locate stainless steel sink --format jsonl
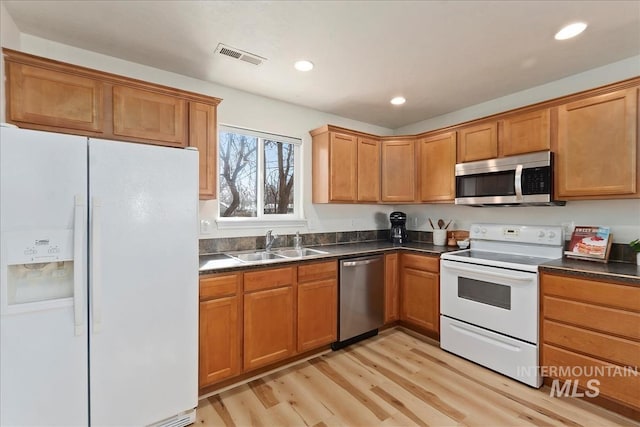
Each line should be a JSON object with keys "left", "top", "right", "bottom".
{"left": 274, "top": 248, "right": 329, "bottom": 258}
{"left": 230, "top": 251, "right": 284, "bottom": 262}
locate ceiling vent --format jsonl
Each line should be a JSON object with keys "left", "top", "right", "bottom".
{"left": 215, "top": 43, "right": 266, "bottom": 66}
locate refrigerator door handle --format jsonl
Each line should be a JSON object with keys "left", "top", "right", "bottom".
{"left": 91, "top": 197, "right": 103, "bottom": 333}
{"left": 73, "top": 195, "right": 86, "bottom": 336}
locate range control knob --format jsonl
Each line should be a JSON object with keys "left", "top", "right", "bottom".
{"left": 538, "top": 230, "right": 545, "bottom": 238}
{"left": 472, "top": 227, "right": 480, "bottom": 234}
{"left": 548, "top": 231, "right": 556, "bottom": 239}
{"left": 481, "top": 228, "right": 487, "bottom": 234}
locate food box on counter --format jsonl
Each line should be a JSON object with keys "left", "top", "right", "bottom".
{"left": 565, "top": 226, "right": 612, "bottom": 263}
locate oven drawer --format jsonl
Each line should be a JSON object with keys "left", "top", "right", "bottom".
{"left": 440, "top": 316, "right": 541, "bottom": 388}
{"left": 542, "top": 344, "right": 640, "bottom": 409}
{"left": 543, "top": 320, "right": 640, "bottom": 368}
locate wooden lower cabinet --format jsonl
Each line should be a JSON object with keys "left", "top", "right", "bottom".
{"left": 297, "top": 261, "right": 338, "bottom": 352}
{"left": 541, "top": 272, "right": 640, "bottom": 412}
{"left": 399, "top": 253, "right": 439, "bottom": 336}
{"left": 243, "top": 266, "right": 296, "bottom": 371}
{"left": 244, "top": 286, "right": 295, "bottom": 371}
{"left": 384, "top": 253, "right": 399, "bottom": 323}
{"left": 198, "top": 273, "right": 242, "bottom": 389}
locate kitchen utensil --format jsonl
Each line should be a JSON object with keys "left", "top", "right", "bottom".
{"left": 429, "top": 218, "right": 435, "bottom": 229}
{"left": 438, "top": 219, "right": 445, "bottom": 229}
{"left": 444, "top": 220, "right": 452, "bottom": 229}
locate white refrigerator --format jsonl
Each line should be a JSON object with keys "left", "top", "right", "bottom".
{"left": 0, "top": 127, "right": 199, "bottom": 426}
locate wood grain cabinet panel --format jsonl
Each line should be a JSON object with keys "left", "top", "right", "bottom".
{"left": 329, "top": 132, "right": 358, "bottom": 201}
{"left": 199, "top": 295, "right": 241, "bottom": 387}
{"left": 500, "top": 109, "right": 550, "bottom": 156}
{"left": 541, "top": 272, "right": 640, "bottom": 412}
{"left": 418, "top": 132, "right": 456, "bottom": 202}
{"left": 357, "top": 137, "right": 380, "bottom": 202}
{"left": 113, "top": 85, "right": 187, "bottom": 147}
{"left": 198, "top": 272, "right": 242, "bottom": 389}
{"left": 297, "top": 261, "right": 337, "bottom": 352}
{"left": 381, "top": 139, "right": 416, "bottom": 202}
{"left": 556, "top": 88, "right": 638, "bottom": 199}
{"left": 384, "top": 253, "right": 399, "bottom": 323}
{"left": 189, "top": 102, "right": 217, "bottom": 199}
{"left": 7, "top": 62, "right": 104, "bottom": 133}
{"left": 399, "top": 253, "right": 439, "bottom": 336}
{"left": 244, "top": 286, "right": 295, "bottom": 371}
{"left": 458, "top": 122, "right": 498, "bottom": 162}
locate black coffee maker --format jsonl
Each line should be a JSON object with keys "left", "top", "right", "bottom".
{"left": 389, "top": 211, "right": 408, "bottom": 244}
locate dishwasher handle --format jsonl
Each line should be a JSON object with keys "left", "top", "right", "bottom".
{"left": 342, "top": 258, "right": 381, "bottom": 267}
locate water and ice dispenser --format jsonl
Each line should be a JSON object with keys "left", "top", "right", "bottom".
{"left": 4, "top": 230, "right": 75, "bottom": 307}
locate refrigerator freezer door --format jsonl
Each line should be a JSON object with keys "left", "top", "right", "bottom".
{"left": 88, "top": 139, "right": 198, "bottom": 425}
{"left": 0, "top": 128, "right": 89, "bottom": 426}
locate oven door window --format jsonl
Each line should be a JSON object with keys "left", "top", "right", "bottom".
{"left": 456, "top": 170, "right": 515, "bottom": 197}
{"left": 458, "top": 277, "right": 511, "bottom": 310}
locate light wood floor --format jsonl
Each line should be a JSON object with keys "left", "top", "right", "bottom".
{"left": 196, "top": 328, "right": 638, "bottom": 426}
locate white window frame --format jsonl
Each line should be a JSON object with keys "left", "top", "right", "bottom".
{"left": 216, "top": 124, "right": 305, "bottom": 229}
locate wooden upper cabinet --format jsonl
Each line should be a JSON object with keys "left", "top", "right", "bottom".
{"left": 555, "top": 88, "right": 638, "bottom": 199}
{"left": 3, "top": 49, "right": 223, "bottom": 200}
{"left": 189, "top": 102, "right": 217, "bottom": 199}
{"left": 500, "top": 109, "right": 551, "bottom": 156}
{"left": 329, "top": 132, "right": 358, "bottom": 201}
{"left": 357, "top": 137, "right": 380, "bottom": 202}
{"left": 381, "top": 139, "right": 416, "bottom": 202}
{"left": 418, "top": 132, "right": 456, "bottom": 202}
{"left": 6, "top": 62, "right": 104, "bottom": 133}
{"left": 458, "top": 121, "right": 498, "bottom": 162}
{"left": 113, "top": 85, "right": 187, "bottom": 147}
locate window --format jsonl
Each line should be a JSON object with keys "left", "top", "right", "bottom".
{"left": 218, "top": 125, "right": 303, "bottom": 224}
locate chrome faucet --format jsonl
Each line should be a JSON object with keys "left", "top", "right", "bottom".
{"left": 265, "top": 230, "right": 278, "bottom": 252}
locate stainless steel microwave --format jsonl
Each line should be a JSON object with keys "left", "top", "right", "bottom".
{"left": 455, "top": 151, "right": 565, "bottom": 206}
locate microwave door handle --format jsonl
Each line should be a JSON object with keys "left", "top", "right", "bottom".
{"left": 514, "top": 164, "right": 524, "bottom": 201}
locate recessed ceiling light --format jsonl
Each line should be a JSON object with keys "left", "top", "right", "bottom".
{"left": 390, "top": 96, "right": 406, "bottom": 105}
{"left": 554, "top": 22, "right": 587, "bottom": 40}
{"left": 294, "top": 60, "right": 314, "bottom": 71}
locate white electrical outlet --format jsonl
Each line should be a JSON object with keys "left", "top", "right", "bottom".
{"left": 200, "top": 219, "right": 212, "bottom": 234}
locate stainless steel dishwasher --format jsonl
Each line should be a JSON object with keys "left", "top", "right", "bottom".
{"left": 332, "top": 255, "right": 384, "bottom": 350}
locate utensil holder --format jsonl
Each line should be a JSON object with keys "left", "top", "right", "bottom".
{"left": 433, "top": 229, "right": 447, "bottom": 246}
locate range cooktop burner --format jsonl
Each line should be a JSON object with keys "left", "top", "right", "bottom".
{"left": 449, "top": 249, "right": 554, "bottom": 266}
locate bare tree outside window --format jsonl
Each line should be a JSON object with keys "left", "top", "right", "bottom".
{"left": 219, "top": 132, "right": 257, "bottom": 217}
{"left": 218, "top": 127, "right": 299, "bottom": 219}
{"left": 264, "top": 140, "right": 294, "bottom": 214}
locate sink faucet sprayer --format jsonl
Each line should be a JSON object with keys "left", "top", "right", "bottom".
{"left": 265, "top": 230, "right": 278, "bottom": 251}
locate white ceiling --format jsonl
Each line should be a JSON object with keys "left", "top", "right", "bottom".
{"left": 3, "top": 1, "right": 640, "bottom": 129}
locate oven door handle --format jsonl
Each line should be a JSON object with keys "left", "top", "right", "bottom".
{"left": 443, "top": 263, "right": 534, "bottom": 283}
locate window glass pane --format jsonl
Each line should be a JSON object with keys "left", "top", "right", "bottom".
{"left": 218, "top": 132, "right": 258, "bottom": 217}
{"left": 264, "top": 140, "right": 294, "bottom": 214}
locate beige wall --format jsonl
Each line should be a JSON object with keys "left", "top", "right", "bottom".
{"left": 1, "top": 5, "right": 639, "bottom": 243}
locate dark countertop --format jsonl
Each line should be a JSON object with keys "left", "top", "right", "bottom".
{"left": 199, "top": 241, "right": 459, "bottom": 274}
{"left": 540, "top": 258, "right": 640, "bottom": 286}
{"left": 199, "top": 240, "right": 640, "bottom": 285}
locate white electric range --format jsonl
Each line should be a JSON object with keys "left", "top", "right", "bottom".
{"left": 440, "top": 223, "right": 563, "bottom": 387}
